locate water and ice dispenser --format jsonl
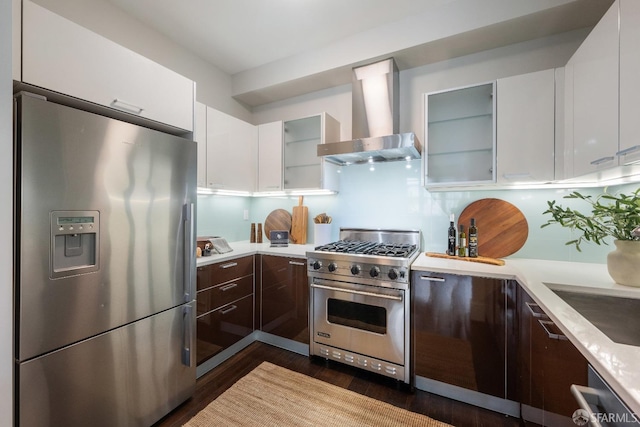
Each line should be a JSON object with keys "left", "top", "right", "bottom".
{"left": 50, "top": 210, "right": 100, "bottom": 279}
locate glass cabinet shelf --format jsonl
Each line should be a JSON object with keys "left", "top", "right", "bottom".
{"left": 283, "top": 113, "right": 340, "bottom": 191}
{"left": 424, "top": 82, "right": 496, "bottom": 187}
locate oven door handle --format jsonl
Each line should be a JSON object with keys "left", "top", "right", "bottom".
{"left": 310, "top": 283, "right": 403, "bottom": 301}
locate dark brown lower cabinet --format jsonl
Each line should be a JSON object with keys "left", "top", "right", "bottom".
{"left": 196, "top": 294, "right": 254, "bottom": 365}
{"left": 195, "top": 256, "right": 255, "bottom": 366}
{"left": 260, "top": 255, "right": 309, "bottom": 344}
{"left": 518, "top": 284, "right": 588, "bottom": 427}
{"left": 411, "top": 271, "right": 517, "bottom": 400}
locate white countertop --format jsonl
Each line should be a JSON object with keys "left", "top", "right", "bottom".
{"left": 412, "top": 254, "right": 640, "bottom": 415}
{"left": 196, "top": 241, "right": 315, "bottom": 267}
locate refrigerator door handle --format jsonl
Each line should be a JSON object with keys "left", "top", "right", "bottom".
{"left": 183, "top": 203, "right": 195, "bottom": 302}
{"left": 182, "top": 303, "right": 194, "bottom": 367}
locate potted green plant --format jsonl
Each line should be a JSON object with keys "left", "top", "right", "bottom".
{"left": 541, "top": 187, "right": 640, "bottom": 287}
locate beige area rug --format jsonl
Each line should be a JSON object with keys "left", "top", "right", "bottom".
{"left": 183, "top": 361, "right": 452, "bottom": 427}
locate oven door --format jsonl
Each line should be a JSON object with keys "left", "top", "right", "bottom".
{"left": 310, "top": 277, "right": 405, "bottom": 365}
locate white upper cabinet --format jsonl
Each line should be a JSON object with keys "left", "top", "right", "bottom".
{"left": 565, "top": 0, "right": 619, "bottom": 177}
{"left": 496, "top": 69, "right": 556, "bottom": 184}
{"left": 258, "top": 121, "right": 283, "bottom": 192}
{"left": 206, "top": 108, "right": 257, "bottom": 193}
{"left": 21, "top": 0, "right": 194, "bottom": 132}
{"left": 194, "top": 102, "right": 208, "bottom": 188}
{"left": 12, "top": 0, "right": 20, "bottom": 81}
{"left": 424, "top": 82, "right": 496, "bottom": 187}
{"left": 283, "top": 113, "right": 340, "bottom": 192}
{"left": 619, "top": 0, "right": 640, "bottom": 165}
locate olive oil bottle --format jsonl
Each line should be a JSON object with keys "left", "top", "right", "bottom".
{"left": 458, "top": 224, "right": 467, "bottom": 257}
{"left": 468, "top": 218, "right": 478, "bottom": 258}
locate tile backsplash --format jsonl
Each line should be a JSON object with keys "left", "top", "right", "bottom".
{"left": 198, "top": 160, "right": 639, "bottom": 264}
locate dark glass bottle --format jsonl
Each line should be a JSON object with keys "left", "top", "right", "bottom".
{"left": 458, "top": 224, "right": 467, "bottom": 257}
{"left": 468, "top": 218, "right": 478, "bottom": 258}
{"left": 447, "top": 214, "right": 456, "bottom": 256}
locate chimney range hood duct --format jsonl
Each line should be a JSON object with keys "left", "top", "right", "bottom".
{"left": 318, "top": 58, "right": 421, "bottom": 165}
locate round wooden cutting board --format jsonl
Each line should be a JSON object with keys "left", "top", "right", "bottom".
{"left": 457, "top": 198, "right": 528, "bottom": 259}
{"left": 264, "top": 209, "right": 292, "bottom": 240}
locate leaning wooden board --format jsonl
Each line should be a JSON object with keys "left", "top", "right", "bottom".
{"left": 264, "top": 209, "right": 292, "bottom": 240}
{"left": 290, "top": 196, "right": 308, "bottom": 244}
{"left": 457, "top": 198, "right": 528, "bottom": 259}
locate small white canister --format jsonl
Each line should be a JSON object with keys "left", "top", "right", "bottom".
{"left": 314, "top": 223, "right": 332, "bottom": 246}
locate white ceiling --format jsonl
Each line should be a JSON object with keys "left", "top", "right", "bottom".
{"left": 105, "top": 0, "right": 454, "bottom": 75}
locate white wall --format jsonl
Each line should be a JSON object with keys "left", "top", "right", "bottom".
{"left": 1, "top": 0, "right": 14, "bottom": 424}
{"left": 31, "top": 0, "right": 253, "bottom": 122}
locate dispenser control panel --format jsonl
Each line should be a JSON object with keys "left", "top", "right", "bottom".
{"left": 50, "top": 210, "right": 100, "bottom": 279}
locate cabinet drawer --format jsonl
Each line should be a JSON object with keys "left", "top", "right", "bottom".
{"left": 196, "top": 264, "right": 212, "bottom": 293}
{"left": 210, "top": 256, "right": 254, "bottom": 287}
{"left": 196, "top": 294, "right": 254, "bottom": 365}
{"left": 197, "top": 255, "right": 254, "bottom": 291}
{"left": 197, "top": 275, "right": 253, "bottom": 315}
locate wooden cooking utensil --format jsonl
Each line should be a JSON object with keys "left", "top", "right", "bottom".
{"left": 291, "top": 196, "right": 308, "bottom": 244}
{"left": 425, "top": 252, "right": 506, "bottom": 266}
{"left": 457, "top": 198, "right": 528, "bottom": 259}
{"left": 264, "top": 209, "right": 292, "bottom": 240}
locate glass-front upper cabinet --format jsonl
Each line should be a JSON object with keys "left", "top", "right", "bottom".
{"left": 283, "top": 113, "right": 340, "bottom": 192}
{"left": 424, "top": 82, "right": 496, "bottom": 188}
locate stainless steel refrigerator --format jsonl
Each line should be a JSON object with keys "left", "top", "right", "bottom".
{"left": 14, "top": 93, "right": 197, "bottom": 426}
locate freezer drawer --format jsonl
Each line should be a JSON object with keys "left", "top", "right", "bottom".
{"left": 17, "top": 303, "right": 196, "bottom": 427}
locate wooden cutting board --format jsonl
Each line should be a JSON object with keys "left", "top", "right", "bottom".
{"left": 457, "top": 198, "right": 528, "bottom": 259}
{"left": 291, "top": 196, "right": 308, "bottom": 244}
{"left": 264, "top": 209, "right": 292, "bottom": 240}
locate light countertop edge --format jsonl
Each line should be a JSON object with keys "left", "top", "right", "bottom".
{"left": 412, "top": 253, "right": 640, "bottom": 415}
{"left": 196, "top": 241, "right": 315, "bottom": 266}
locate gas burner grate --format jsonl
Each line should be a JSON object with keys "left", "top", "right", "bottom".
{"left": 315, "top": 240, "right": 417, "bottom": 258}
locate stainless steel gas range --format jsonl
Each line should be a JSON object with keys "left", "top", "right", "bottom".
{"left": 307, "top": 228, "right": 421, "bottom": 383}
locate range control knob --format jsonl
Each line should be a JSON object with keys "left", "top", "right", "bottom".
{"left": 350, "top": 265, "right": 361, "bottom": 275}
{"left": 388, "top": 268, "right": 398, "bottom": 280}
{"left": 328, "top": 262, "right": 338, "bottom": 272}
{"left": 312, "top": 261, "right": 322, "bottom": 270}
{"left": 369, "top": 266, "right": 380, "bottom": 278}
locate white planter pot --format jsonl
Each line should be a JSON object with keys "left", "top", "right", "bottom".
{"left": 607, "top": 240, "right": 640, "bottom": 287}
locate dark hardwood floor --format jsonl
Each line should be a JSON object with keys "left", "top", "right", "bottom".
{"left": 154, "top": 342, "right": 523, "bottom": 427}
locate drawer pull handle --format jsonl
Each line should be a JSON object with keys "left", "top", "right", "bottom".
{"left": 538, "top": 319, "right": 568, "bottom": 341}
{"left": 219, "top": 304, "right": 237, "bottom": 315}
{"left": 419, "top": 276, "right": 445, "bottom": 282}
{"left": 616, "top": 144, "right": 640, "bottom": 157}
{"left": 589, "top": 156, "right": 615, "bottom": 166}
{"left": 570, "top": 385, "right": 604, "bottom": 427}
{"left": 219, "top": 283, "right": 238, "bottom": 292}
{"left": 220, "top": 262, "right": 238, "bottom": 269}
{"left": 525, "top": 302, "right": 548, "bottom": 319}
{"left": 502, "top": 172, "right": 532, "bottom": 180}
{"left": 111, "top": 98, "right": 144, "bottom": 114}
{"left": 289, "top": 261, "right": 305, "bottom": 266}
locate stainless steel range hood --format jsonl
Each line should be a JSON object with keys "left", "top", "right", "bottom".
{"left": 318, "top": 58, "right": 421, "bottom": 165}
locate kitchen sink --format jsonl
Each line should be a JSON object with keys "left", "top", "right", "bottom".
{"left": 544, "top": 284, "right": 640, "bottom": 347}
